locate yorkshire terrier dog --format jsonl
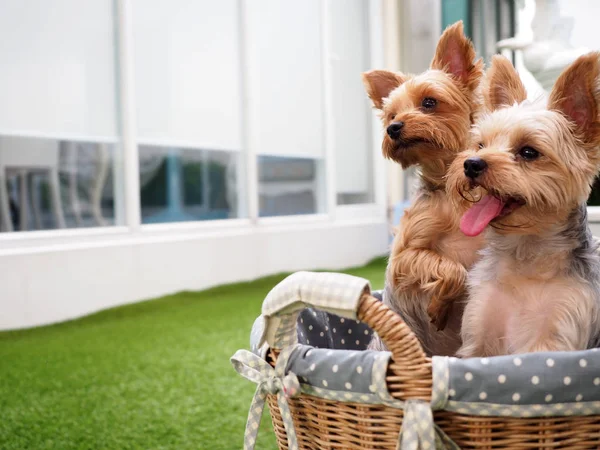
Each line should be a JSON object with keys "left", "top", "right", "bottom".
{"left": 362, "top": 22, "right": 484, "bottom": 355}
{"left": 448, "top": 54, "right": 600, "bottom": 357}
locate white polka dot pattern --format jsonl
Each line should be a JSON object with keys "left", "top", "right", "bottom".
{"left": 297, "top": 307, "right": 373, "bottom": 351}
{"left": 443, "top": 349, "right": 600, "bottom": 415}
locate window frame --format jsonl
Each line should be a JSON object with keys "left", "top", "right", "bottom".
{"left": 0, "top": 0, "right": 388, "bottom": 245}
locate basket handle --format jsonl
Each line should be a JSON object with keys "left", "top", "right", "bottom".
{"left": 357, "top": 292, "right": 428, "bottom": 369}
{"left": 259, "top": 271, "right": 428, "bottom": 368}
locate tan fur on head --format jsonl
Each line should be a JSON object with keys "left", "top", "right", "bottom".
{"left": 430, "top": 21, "right": 483, "bottom": 94}
{"left": 361, "top": 70, "right": 406, "bottom": 110}
{"left": 448, "top": 52, "right": 600, "bottom": 236}
{"left": 361, "top": 20, "right": 483, "bottom": 187}
{"left": 482, "top": 55, "right": 527, "bottom": 111}
{"left": 549, "top": 52, "right": 600, "bottom": 148}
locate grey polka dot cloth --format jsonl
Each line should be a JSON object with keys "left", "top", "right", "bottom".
{"left": 287, "top": 345, "right": 379, "bottom": 394}
{"left": 442, "top": 349, "right": 600, "bottom": 417}
{"left": 295, "top": 290, "right": 381, "bottom": 350}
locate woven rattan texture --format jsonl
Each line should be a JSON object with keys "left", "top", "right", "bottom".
{"left": 267, "top": 295, "right": 600, "bottom": 449}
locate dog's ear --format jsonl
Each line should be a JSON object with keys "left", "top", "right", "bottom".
{"left": 549, "top": 52, "right": 600, "bottom": 145}
{"left": 483, "top": 55, "right": 527, "bottom": 111}
{"left": 431, "top": 20, "right": 483, "bottom": 92}
{"left": 362, "top": 70, "right": 406, "bottom": 110}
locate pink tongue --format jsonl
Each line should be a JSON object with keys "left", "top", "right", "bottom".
{"left": 460, "top": 195, "right": 505, "bottom": 237}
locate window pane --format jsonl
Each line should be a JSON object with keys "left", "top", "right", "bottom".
{"left": 258, "top": 156, "right": 325, "bottom": 217}
{"left": 133, "top": 0, "right": 245, "bottom": 223}
{"left": 0, "top": 137, "right": 121, "bottom": 232}
{"left": 140, "top": 147, "right": 240, "bottom": 223}
{"left": 328, "top": 0, "right": 375, "bottom": 205}
{"left": 0, "top": 1, "right": 122, "bottom": 233}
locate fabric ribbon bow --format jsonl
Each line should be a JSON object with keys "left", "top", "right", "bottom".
{"left": 231, "top": 347, "right": 300, "bottom": 450}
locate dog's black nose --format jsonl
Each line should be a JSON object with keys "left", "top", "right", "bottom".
{"left": 464, "top": 157, "right": 488, "bottom": 179}
{"left": 386, "top": 122, "right": 404, "bottom": 140}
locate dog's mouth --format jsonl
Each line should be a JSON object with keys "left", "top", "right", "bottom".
{"left": 394, "top": 137, "right": 432, "bottom": 149}
{"left": 460, "top": 191, "right": 525, "bottom": 237}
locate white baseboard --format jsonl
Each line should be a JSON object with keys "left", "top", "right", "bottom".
{"left": 0, "top": 218, "right": 388, "bottom": 330}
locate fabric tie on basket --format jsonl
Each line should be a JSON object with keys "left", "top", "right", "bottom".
{"left": 231, "top": 347, "right": 300, "bottom": 450}
{"left": 376, "top": 356, "right": 458, "bottom": 450}
{"left": 399, "top": 400, "right": 459, "bottom": 450}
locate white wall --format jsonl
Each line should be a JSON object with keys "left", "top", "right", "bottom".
{"left": 0, "top": 218, "right": 387, "bottom": 330}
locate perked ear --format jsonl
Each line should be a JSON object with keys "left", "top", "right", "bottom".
{"left": 548, "top": 52, "right": 600, "bottom": 144}
{"left": 430, "top": 21, "right": 483, "bottom": 92}
{"left": 483, "top": 55, "right": 527, "bottom": 111}
{"left": 362, "top": 70, "right": 406, "bottom": 110}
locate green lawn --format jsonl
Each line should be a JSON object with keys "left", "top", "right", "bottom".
{"left": 0, "top": 257, "right": 386, "bottom": 450}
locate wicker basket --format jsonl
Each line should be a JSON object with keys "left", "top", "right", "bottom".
{"left": 232, "top": 271, "right": 600, "bottom": 449}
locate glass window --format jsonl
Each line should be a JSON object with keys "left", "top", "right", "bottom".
{"left": 139, "top": 146, "right": 240, "bottom": 223}
{"left": 257, "top": 156, "right": 325, "bottom": 217}
{"left": 245, "top": 1, "right": 328, "bottom": 217}
{"left": 132, "top": 0, "right": 245, "bottom": 223}
{"left": 0, "top": 1, "right": 122, "bottom": 232}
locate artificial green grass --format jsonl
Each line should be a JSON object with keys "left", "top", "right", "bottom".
{"left": 0, "top": 257, "right": 387, "bottom": 450}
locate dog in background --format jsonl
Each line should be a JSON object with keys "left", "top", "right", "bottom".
{"left": 362, "top": 22, "right": 484, "bottom": 356}
{"left": 448, "top": 54, "right": 600, "bottom": 357}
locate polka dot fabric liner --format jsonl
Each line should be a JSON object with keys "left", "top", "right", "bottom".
{"left": 443, "top": 349, "right": 600, "bottom": 417}
{"left": 286, "top": 344, "right": 382, "bottom": 396}
{"left": 295, "top": 292, "right": 380, "bottom": 351}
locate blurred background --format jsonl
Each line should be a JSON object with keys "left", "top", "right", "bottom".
{"left": 1, "top": 0, "right": 600, "bottom": 330}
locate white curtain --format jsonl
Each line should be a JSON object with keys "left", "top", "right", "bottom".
{"left": 244, "top": 0, "right": 325, "bottom": 159}
{"left": 0, "top": 0, "right": 117, "bottom": 141}
{"left": 132, "top": 0, "right": 243, "bottom": 152}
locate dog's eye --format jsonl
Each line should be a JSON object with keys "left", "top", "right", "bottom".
{"left": 518, "top": 146, "right": 540, "bottom": 161}
{"left": 421, "top": 97, "right": 437, "bottom": 109}
{"left": 478, "top": 142, "right": 484, "bottom": 150}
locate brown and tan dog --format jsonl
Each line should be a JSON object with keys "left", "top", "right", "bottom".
{"left": 448, "top": 54, "right": 600, "bottom": 357}
{"left": 362, "top": 22, "right": 484, "bottom": 356}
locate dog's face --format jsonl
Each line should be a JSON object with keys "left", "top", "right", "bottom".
{"left": 448, "top": 53, "right": 600, "bottom": 237}
{"left": 362, "top": 21, "right": 482, "bottom": 170}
